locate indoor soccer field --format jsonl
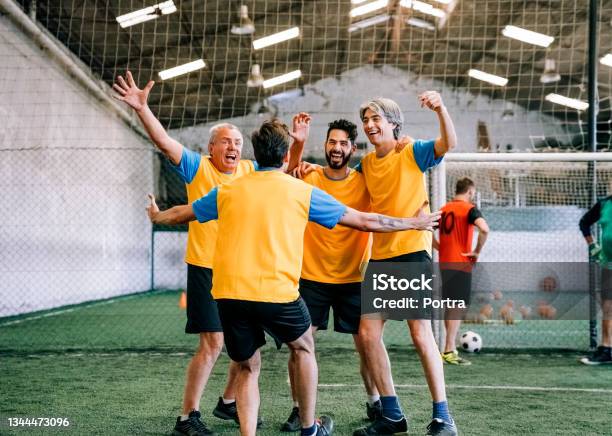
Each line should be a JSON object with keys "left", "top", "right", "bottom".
{"left": 2, "top": 0, "right": 612, "bottom": 435}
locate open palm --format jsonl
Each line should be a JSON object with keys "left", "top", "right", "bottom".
{"left": 112, "top": 70, "right": 154, "bottom": 112}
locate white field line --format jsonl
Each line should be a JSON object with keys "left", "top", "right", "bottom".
{"left": 0, "top": 293, "right": 145, "bottom": 327}
{"left": 318, "top": 383, "right": 612, "bottom": 394}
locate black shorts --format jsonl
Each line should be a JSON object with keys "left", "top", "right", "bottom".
{"left": 371, "top": 250, "right": 432, "bottom": 264}
{"left": 367, "top": 250, "right": 433, "bottom": 320}
{"left": 440, "top": 269, "right": 472, "bottom": 306}
{"left": 185, "top": 265, "right": 223, "bottom": 334}
{"left": 299, "top": 278, "right": 361, "bottom": 334}
{"left": 216, "top": 297, "right": 312, "bottom": 362}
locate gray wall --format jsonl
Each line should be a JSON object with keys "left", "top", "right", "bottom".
{"left": 0, "top": 16, "right": 154, "bottom": 316}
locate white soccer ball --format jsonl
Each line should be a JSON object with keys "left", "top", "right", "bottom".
{"left": 460, "top": 331, "right": 482, "bottom": 353}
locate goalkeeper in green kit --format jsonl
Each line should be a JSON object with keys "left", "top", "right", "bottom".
{"left": 579, "top": 193, "right": 612, "bottom": 365}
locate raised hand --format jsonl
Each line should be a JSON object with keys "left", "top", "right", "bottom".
{"left": 112, "top": 70, "right": 154, "bottom": 112}
{"left": 146, "top": 193, "right": 159, "bottom": 222}
{"left": 418, "top": 91, "right": 444, "bottom": 113}
{"left": 288, "top": 112, "right": 311, "bottom": 144}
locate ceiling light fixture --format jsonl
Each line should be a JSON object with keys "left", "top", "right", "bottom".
{"left": 468, "top": 69, "right": 508, "bottom": 86}
{"left": 247, "top": 64, "right": 264, "bottom": 87}
{"left": 545, "top": 93, "right": 588, "bottom": 111}
{"left": 253, "top": 27, "right": 300, "bottom": 50}
{"left": 540, "top": 58, "right": 561, "bottom": 84}
{"left": 116, "top": 1, "right": 176, "bottom": 28}
{"left": 158, "top": 59, "right": 205, "bottom": 80}
{"left": 350, "top": 0, "right": 388, "bottom": 18}
{"left": 262, "top": 70, "right": 302, "bottom": 89}
{"left": 501, "top": 25, "right": 554, "bottom": 48}
{"left": 231, "top": 5, "right": 255, "bottom": 35}
{"left": 348, "top": 14, "right": 390, "bottom": 32}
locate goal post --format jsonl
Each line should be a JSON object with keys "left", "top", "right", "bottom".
{"left": 430, "top": 152, "right": 612, "bottom": 350}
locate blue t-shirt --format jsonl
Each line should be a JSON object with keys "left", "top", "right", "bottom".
{"left": 171, "top": 147, "right": 259, "bottom": 183}
{"left": 192, "top": 183, "right": 346, "bottom": 229}
{"left": 354, "top": 138, "right": 442, "bottom": 173}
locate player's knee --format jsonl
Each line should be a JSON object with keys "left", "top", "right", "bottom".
{"left": 287, "top": 332, "right": 315, "bottom": 355}
{"left": 409, "top": 321, "right": 434, "bottom": 352}
{"left": 358, "top": 325, "right": 382, "bottom": 347}
{"left": 197, "top": 332, "right": 224, "bottom": 357}
{"left": 237, "top": 353, "right": 261, "bottom": 374}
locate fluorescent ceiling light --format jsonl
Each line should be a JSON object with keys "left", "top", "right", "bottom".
{"left": 350, "top": 0, "right": 388, "bottom": 18}
{"left": 158, "top": 59, "right": 205, "bottom": 80}
{"left": 600, "top": 53, "right": 612, "bottom": 67}
{"left": 351, "top": 0, "right": 370, "bottom": 4}
{"left": 253, "top": 27, "right": 300, "bottom": 50}
{"left": 348, "top": 14, "right": 390, "bottom": 32}
{"left": 545, "top": 93, "right": 588, "bottom": 111}
{"left": 432, "top": 0, "right": 452, "bottom": 3}
{"left": 468, "top": 69, "right": 508, "bottom": 86}
{"left": 400, "top": 0, "right": 446, "bottom": 18}
{"left": 263, "top": 70, "right": 302, "bottom": 89}
{"left": 116, "top": 1, "right": 176, "bottom": 28}
{"left": 501, "top": 25, "right": 554, "bottom": 48}
{"left": 406, "top": 17, "right": 435, "bottom": 30}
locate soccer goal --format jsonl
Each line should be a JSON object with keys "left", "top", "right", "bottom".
{"left": 428, "top": 152, "right": 612, "bottom": 350}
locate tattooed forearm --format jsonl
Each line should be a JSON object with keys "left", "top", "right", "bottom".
{"left": 376, "top": 214, "right": 405, "bottom": 230}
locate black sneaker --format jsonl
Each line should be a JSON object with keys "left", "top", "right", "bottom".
{"left": 579, "top": 346, "right": 612, "bottom": 365}
{"left": 366, "top": 400, "right": 382, "bottom": 421}
{"left": 426, "top": 418, "right": 458, "bottom": 436}
{"left": 316, "top": 415, "right": 334, "bottom": 435}
{"left": 212, "top": 397, "right": 263, "bottom": 428}
{"left": 353, "top": 415, "right": 408, "bottom": 435}
{"left": 281, "top": 406, "right": 301, "bottom": 432}
{"left": 172, "top": 411, "right": 217, "bottom": 436}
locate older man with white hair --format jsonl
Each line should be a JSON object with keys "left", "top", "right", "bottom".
{"left": 112, "top": 71, "right": 309, "bottom": 436}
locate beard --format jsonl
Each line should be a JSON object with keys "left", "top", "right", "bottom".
{"left": 325, "top": 150, "right": 352, "bottom": 170}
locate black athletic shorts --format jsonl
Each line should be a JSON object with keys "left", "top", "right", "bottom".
{"left": 299, "top": 278, "right": 361, "bottom": 334}
{"left": 440, "top": 269, "right": 472, "bottom": 306}
{"left": 216, "top": 297, "right": 312, "bottom": 362}
{"left": 367, "top": 250, "right": 433, "bottom": 320}
{"left": 185, "top": 265, "right": 223, "bottom": 334}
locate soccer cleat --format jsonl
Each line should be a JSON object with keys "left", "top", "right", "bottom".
{"left": 426, "top": 418, "right": 458, "bottom": 436}
{"left": 441, "top": 350, "right": 471, "bottom": 366}
{"left": 212, "top": 397, "right": 263, "bottom": 428}
{"left": 579, "top": 346, "right": 612, "bottom": 365}
{"left": 316, "top": 415, "right": 334, "bottom": 435}
{"left": 281, "top": 406, "right": 301, "bottom": 432}
{"left": 353, "top": 415, "right": 408, "bottom": 435}
{"left": 366, "top": 400, "right": 383, "bottom": 421}
{"left": 172, "top": 410, "right": 217, "bottom": 436}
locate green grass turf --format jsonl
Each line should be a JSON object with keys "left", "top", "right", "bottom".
{"left": 1, "top": 291, "right": 608, "bottom": 435}
{"left": 1, "top": 345, "right": 612, "bottom": 435}
{"left": 0, "top": 291, "right": 592, "bottom": 352}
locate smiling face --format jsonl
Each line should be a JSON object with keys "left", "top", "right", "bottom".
{"left": 361, "top": 108, "right": 397, "bottom": 147}
{"left": 325, "top": 129, "right": 355, "bottom": 170}
{"left": 208, "top": 125, "right": 243, "bottom": 173}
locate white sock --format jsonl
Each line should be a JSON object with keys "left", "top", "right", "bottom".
{"left": 367, "top": 394, "right": 380, "bottom": 406}
{"left": 222, "top": 397, "right": 235, "bottom": 405}
{"left": 180, "top": 415, "right": 189, "bottom": 421}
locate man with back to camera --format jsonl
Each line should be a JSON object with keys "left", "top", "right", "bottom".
{"left": 353, "top": 93, "right": 459, "bottom": 436}
{"left": 434, "top": 177, "right": 489, "bottom": 366}
{"left": 579, "top": 190, "right": 612, "bottom": 365}
{"left": 145, "top": 118, "right": 442, "bottom": 436}
{"left": 112, "top": 71, "right": 309, "bottom": 435}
